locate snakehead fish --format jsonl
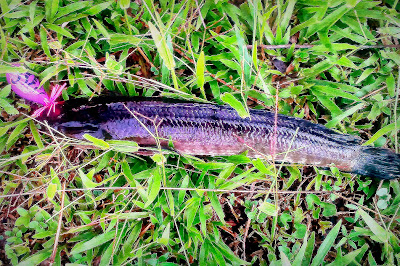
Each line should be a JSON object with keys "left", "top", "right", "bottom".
{"left": 42, "top": 97, "right": 400, "bottom": 180}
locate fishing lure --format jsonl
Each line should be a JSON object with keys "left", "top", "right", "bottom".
{"left": 6, "top": 67, "right": 65, "bottom": 117}
{"left": 6, "top": 70, "right": 400, "bottom": 180}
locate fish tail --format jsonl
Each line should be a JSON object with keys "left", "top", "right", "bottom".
{"left": 352, "top": 146, "right": 400, "bottom": 180}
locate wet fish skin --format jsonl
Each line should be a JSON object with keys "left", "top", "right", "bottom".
{"left": 49, "top": 97, "right": 400, "bottom": 180}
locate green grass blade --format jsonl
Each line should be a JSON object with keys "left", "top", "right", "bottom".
{"left": 325, "top": 103, "right": 364, "bottom": 128}
{"left": 209, "top": 191, "right": 225, "bottom": 222}
{"left": 17, "top": 249, "right": 52, "bottom": 266}
{"left": 70, "top": 231, "right": 116, "bottom": 255}
{"left": 148, "top": 21, "right": 175, "bottom": 71}
{"left": 45, "top": 0, "right": 59, "bottom": 23}
{"left": 196, "top": 51, "right": 206, "bottom": 98}
{"left": 292, "top": 233, "right": 308, "bottom": 266}
{"left": 358, "top": 209, "right": 389, "bottom": 243}
{"left": 310, "top": 220, "right": 342, "bottom": 266}
{"left": 83, "top": 134, "right": 110, "bottom": 149}
{"left": 220, "top": 92, "right": 249, "bottom": 118}
{"left": 144, "top": 167, "right": 162, "bottom": 208}
{"left": 363, "top": 117, "right": 400, "bottom": 145}
{"left": 44, "top": 23, "right": 74, "bottom": 38}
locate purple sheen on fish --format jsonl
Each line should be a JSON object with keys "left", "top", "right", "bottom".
{"left": 46, "top": 97, "right": 400, "bottom": 180}
{"left": 6, "top": 71, "right": 50, "bottom": 106}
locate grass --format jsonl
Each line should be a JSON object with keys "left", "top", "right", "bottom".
{"left": 1, "top": 0, "right": 400, "bottom": 265}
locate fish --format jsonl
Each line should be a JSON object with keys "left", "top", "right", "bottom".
{"left": 44, "top": 97, "right": 400, "bottom": 180}
{"left": 7, "top": 69, "right": 398, "bottom": 180}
